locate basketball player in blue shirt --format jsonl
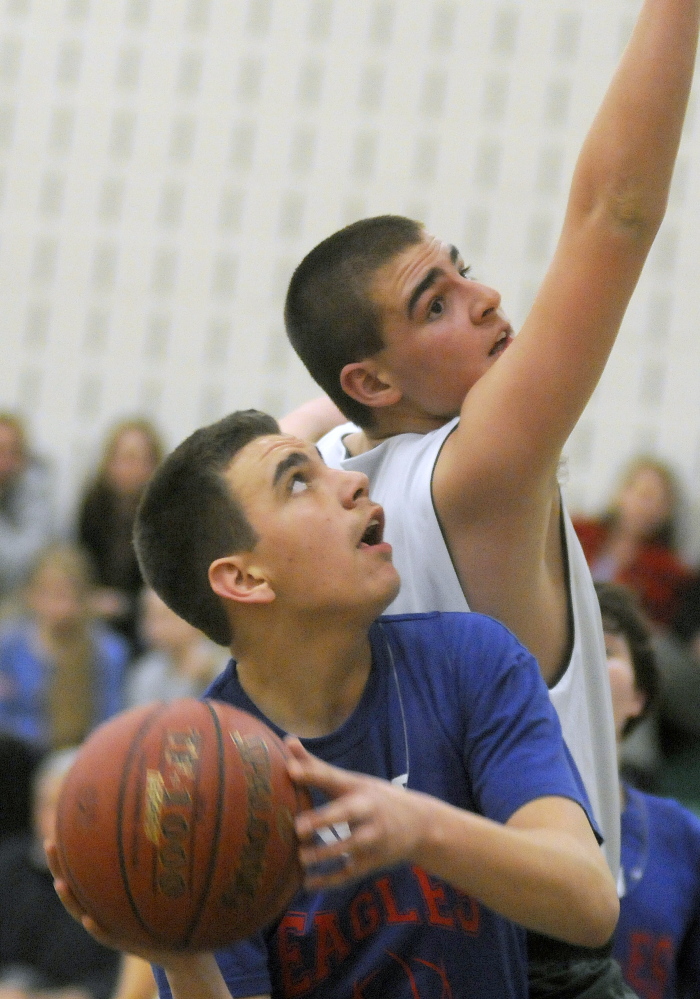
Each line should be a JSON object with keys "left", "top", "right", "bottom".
{"left": 281, "top": 3, "right": 699, "bottom": 992}
{"left": 49, "top": 410, "right": 617, "bottom": 999}
{"left": 598, "top": 582, "right": 700, "bottom": 999}
{"left": 282, "top": 0, "right": 699, "bottom": 888}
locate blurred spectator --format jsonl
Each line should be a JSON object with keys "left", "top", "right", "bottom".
{"left": 0, "top": 732, "right": 43, "bottom": 847}
{"left": 648, "top": 569, "right": 700, "bottom": 751}
{"left": 125, "top": 587, "right": 227, "bottom": 707}
{"left": 0, "top": 747, "right": 121, "bottom": 999}
{"left": 598, "top": 582, "right": 700, "bottom": 999}
{"left": 0, "top": 543, "right": 128, "bottom": 750}
{"left": 573, "top": 456, "right": 692, "bottom": 630}
{"left": 0, "top": 412, "right": 56, "bottom": 606}
{"left": 76, "top": 418, "right": 164, "bottom": 656}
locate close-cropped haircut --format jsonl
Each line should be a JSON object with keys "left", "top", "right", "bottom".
{"left": 595, "top": 581, "right": 659, "bottom": 737}
{"left": 285, "top": 215, "right": 424, "bottom": 428}
{"left": 134, "top": 410, "right": 280, "bottom": 647}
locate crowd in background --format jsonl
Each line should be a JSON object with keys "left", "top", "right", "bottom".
{"left": 0, "top": 409, "right": 229, "bottom": 999}
{"left": 572, "top": 455, "right": 700, "bottom": 792}
{"left": 5, "top": 407, "right": 700, "bottom": 785}
{"left": 2, "top": 407, "right": 700, "bottom": 999}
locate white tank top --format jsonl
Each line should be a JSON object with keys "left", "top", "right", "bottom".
{"left": 319, "top": 420, "right": 621, "bottom": 878}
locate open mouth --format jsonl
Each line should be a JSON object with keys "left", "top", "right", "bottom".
{"left": 358, "top": 511, "right": 384, "bottom": 547}
{"left": 489, "top": 329, "right": 512, "bottom": 356}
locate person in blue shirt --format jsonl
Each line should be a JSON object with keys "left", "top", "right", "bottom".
{"left": 0, "top": 542, "right": 128, "bottom": 750}
{"left": 598, "top": 581, "right": 700, "bottom": 999}
{"left": 49, "top": 410, "right": 617, "bottom": 999}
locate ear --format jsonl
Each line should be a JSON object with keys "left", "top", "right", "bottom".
{"left": 340, "top": 361, "right": 402, "bottom": 410}
{"left": 629, "top": 686, "right": 648, "bottom": 722}
{"left": 208, "top": 556, "right": 275, "bottom": 607}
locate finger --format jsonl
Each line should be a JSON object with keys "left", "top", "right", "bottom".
{"left": 50, "top": 868, "right": 87, "bottom": 922}
{"left": 283, "top": 735, "right": 307, "bottom": 759}
{"left": 303, "top": 850, "right": 383, "bottom": 892}
{"left": 45, "top": 840, "right": 64, "bottom": 880}
{"left": 287, "top": 747, "right": 358, "bottom": 793}
{"left": 298, "top": 819, "right": 382, "bottom": 871}
{"left": 294, "top": 792, "right": 372, "bottom": 840}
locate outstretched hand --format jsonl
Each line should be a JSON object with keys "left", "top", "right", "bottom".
{"left": 285, "top": 737, "right": 429, "bottom": 890}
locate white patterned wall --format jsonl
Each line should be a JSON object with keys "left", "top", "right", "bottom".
{"left": 1, "top": 0, "right": 700, "bottom": 553}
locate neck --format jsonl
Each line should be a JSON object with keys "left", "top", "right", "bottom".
{"left": 347, "top": 410, "right": 454, "bottom": 456}
{"left": 232, "top": 614, "right": 374, "bottom": 738}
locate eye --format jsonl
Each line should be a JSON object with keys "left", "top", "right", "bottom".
{"left": 428, "top": 297, "right": 445, "bottom": 317}
{"left": 459, "top": 265, "right": 473, "bottom": 279}
{"left": 290, "top": 473, "right": 309, "bottom": 494}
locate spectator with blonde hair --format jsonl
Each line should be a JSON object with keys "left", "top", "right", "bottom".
{"left": 0, "top": 543, "right": 128, "bottom": 749}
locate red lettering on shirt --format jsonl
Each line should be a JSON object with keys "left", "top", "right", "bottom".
{"left": 278, "top": 912, "right": 313, "bottom": 997}
{"left": 275, "top": 869, "right": 482, "bottom": 995}
{"left": 349, "top": 890, "right": 381, "bottom": 939}
{"left": 626, "top": 931, "right": 673, "bottom": 999}
{"left": 313, "top": 912, "right": 351, "bottom": 981}
{"left": 376, "top": 876, "right": 420, "bottom": 923}
{"left": 413, "top": 867, "right": 454, "bottom": 927}
{"left": 454, "top": 890, "right": 480, "bottom": 934}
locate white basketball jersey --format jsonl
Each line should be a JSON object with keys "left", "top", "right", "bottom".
{"left": 319, "top": 420, "right": 621, "bottom": 878}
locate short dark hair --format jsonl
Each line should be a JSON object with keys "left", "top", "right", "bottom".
{"left": 285, "top": 215, "right": 424, "bottom": 428}
{"left": 595, "top": 582, "right": 659, "bottom": 737}
{"left": 134, "top": 410, "right": 279, "bottom": 647}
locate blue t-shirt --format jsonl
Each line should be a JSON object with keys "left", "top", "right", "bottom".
{"left": 614, "top": 783, "right": 700, "bottom": 999}
{"left": 155, "top": 611, "right": 595, "bottom": 999}
{"left": 0, "top": 617, "right": 127, "bottom": 746}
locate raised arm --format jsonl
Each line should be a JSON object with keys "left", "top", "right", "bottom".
{"left": 447, "top": 0, "right": 700, "bottom": 495}
{"left": 278, "top": 396, "right": 346, "bottom": 442}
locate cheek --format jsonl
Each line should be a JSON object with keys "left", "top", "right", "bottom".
{"left": 607, "top": 659, "right": 642, "bottom": 727}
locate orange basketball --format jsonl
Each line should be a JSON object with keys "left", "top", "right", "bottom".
{"left": 55, "top": 698, "right": 309, "bottom": 952}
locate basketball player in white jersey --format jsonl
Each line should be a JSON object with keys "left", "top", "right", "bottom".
{"left": 282, "top": 2, "right": 700, "bottom": 994}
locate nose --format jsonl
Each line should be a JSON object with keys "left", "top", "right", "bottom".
{"left": 469, "top": 281, "right": 502, "bottom": 323}
{"left": 337, "top": 468, "right": 370, "bottom": 507}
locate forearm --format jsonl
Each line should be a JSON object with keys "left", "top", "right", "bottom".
{"left": 411, "top": 794, "right": 617, "bottom": 947}
{"left": 288, "top": 742, "right": 618, "bottom": 948}
{"left": 278, "top": 396, "right": 347, "bottom": 441}
{"left": 572, "top": 0, "right": 700, "bottom": 234}
{"left": 110, "top": 956, "right": 156, "bottom": 999}
{"left": 163, "top": 955, "right": 262, "bottom": 999}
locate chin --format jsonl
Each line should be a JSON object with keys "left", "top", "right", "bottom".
{"left": 379, "top": 575, "right": 402, "bottom": 611}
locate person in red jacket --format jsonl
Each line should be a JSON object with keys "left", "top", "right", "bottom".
{"left": 573, "top": 456, "right": 692, "bottom": 631}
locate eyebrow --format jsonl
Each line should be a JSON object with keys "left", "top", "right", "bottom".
{"left": 406, "top": 245, "right": 461, "bottom": 319}
{"left": 272, "top": 451, "right": 310, "bottom": 487}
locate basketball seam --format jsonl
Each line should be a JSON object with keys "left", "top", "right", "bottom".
{"left": 181, "top": 699, "right": 226, "bottom": 949}
{"left": 116, "top": 701, "right": 173, "bottom": 947}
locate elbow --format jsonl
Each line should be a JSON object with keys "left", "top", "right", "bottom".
{"left": 583, "top": 890, "right": 619, "bottom": 950}
{"left": 568, "top": 872, "right": 620, "bottom": 949}
{"left": 604, "top": 182, "right": 666, "bottom": 245}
